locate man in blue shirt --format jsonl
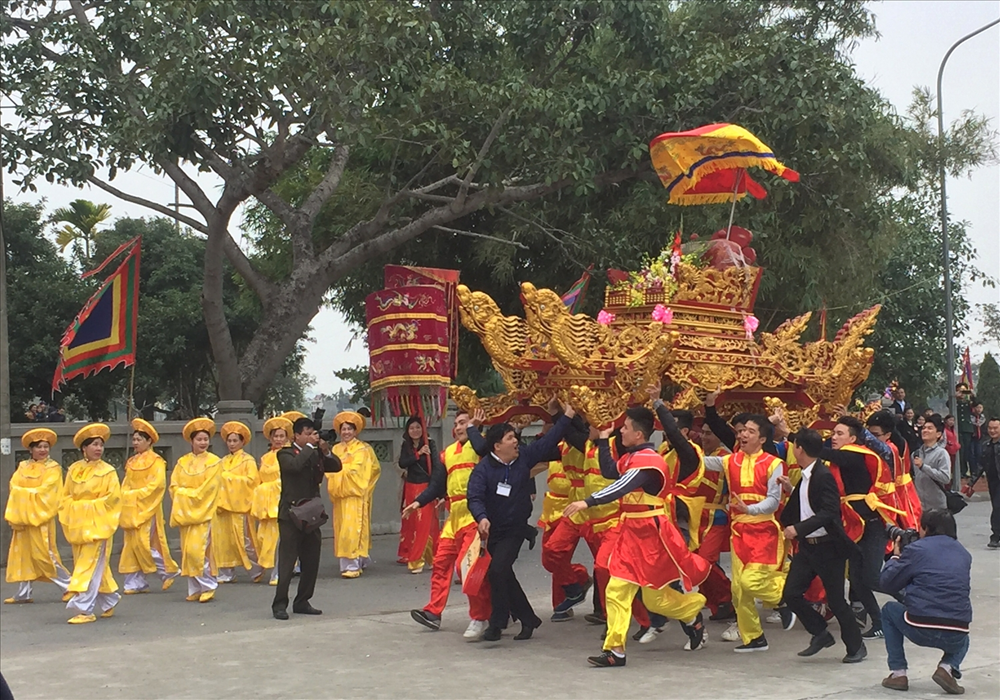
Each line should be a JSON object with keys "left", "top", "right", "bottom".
{"left": 467, "top": 401, "right": 576, "bottom": 642}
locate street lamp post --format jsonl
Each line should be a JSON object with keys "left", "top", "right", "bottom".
{"left": 936, "top": 17, "right": 999, "bottom": 490}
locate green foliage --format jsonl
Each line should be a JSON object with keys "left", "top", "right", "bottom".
{"left": 3, "top": 200, "right": 119, "bottom": 418}
{"left": 978, "top": 353, "right": 1000, "bottom": 420}
{"left": 333, "top": 365, "right": 371, "bottom": 406}
{"left": 50, "top": 199, "right": 112, "bottom": 264}
{"left": 978, "top": 303, "right": 1000, "bottom": 347}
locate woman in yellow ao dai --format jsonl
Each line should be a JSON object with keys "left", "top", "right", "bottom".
{"left": 214, "top": 421, "right": 262, "bottom": 583}
{"left": 4, "top": 428, "right": 71, "bottom": 603}
{"left": 169, "top": 418, "right": 222, "bottom": 603}
{"left": 118, "top": 418, "right": 179, "bottom": 593}
{"left": 251, "top": 416, "right": 292, "bottom": 585}
{"left": 328, "top": 411, "right": 381, "bottom": 578}
{"left": 59, "top": 423, "right": 122, "bottom": 624}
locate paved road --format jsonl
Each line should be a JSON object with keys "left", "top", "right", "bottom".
{"left": 1, "top": 499, "right": 997, "bottom": 699}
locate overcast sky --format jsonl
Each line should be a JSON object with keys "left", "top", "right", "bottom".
{"left": 4, "top": 1, "right": 999, "bottom": 397}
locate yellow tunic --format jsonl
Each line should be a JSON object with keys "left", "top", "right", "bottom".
{"left": 5, "top": 458, "right": 66, "bottom": 583}
{"left": 213, "top": 449, "right": 260, "bottom": 569}
{"left": 59, "top": 459, "right": 121, "bottom": 594}
{"left": 251, "top": 449, "right": 281, "bottom": 569}
{"left": 169, "top": 452, "right": 221, "bottom": 577}
{"left": 119, "top": 450, "right": 179, "bottom": 575}
{"left": 328, "top": 439, "right": 380, "bottom": 559}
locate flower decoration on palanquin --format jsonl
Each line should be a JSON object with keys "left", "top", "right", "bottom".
{"left": 597, "top": 310, "right": 616, "bottom": 326}
{"left": 652, "top": 304, "right": 674, "bottom": 324}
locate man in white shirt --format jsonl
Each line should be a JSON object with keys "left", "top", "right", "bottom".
{"left": 779, "top": 429, "right": 866, "bottom": 663}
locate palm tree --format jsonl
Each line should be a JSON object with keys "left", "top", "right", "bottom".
{"left": 52, "top": 199, "right": 112, "bottom": 261}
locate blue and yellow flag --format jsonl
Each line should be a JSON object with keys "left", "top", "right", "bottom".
{"left": 52, "top": 237, "right": 141, "bottom": 392}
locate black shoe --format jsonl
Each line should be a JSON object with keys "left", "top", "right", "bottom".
{"left": 842, "top": 643, "right": 868, "bottom": 664}
{"left": 410, "top": 609, "right": 441, "bottom": 631}
{"left": 632, "top": 625, "right": 649, "bottom": 642}
{"left": 554, "top": 579, "right": 592, "bottom": 613}
{"left": 587, "top": 650, "right": 626, "bottom": 667}
{"left": 293, "top": 604, "right": 322, "bottom": 615}
{"left": 861, "top": 625, "right": 883, "bottom": 640}
{"left": 272, "top": 609, "right": 289, "bottom": 620}
{"left": 853, "top": 607, "right": 868, "bottom": 629}
{"left": 709, "top": 601, "right": 736, "bottom": 621}
{"left": 513, "top": 622, "right": 538, "bottom": 640}
{"left": 482, "top": 625, "right": 502, "bottom": 642}
{"left": 682, "top": 612, "right": 707, "bottom": 651}
{"left": 734, "top": 635, "right": 769, "bottom": 653}
{"left": 584, "top": 612, "right": 607, "bottom": 625}
{"left": 987, "top": 538, "right": 999, "bottom": 550}
{"left": 797, "top": 631, "right": 835, "bottom": 657}
{"left": 778, "top": 605, "right": 797, "bottom": 631}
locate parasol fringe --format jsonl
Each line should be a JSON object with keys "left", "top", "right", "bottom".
{"left": 667, "top": 154, "right": 797, "bottom": 204}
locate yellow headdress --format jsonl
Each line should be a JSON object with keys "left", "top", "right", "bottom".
{"left": 281, "top": 411, "right": 307, "bottom": 423}
{"left": 263, "top": 416, "right": 293, "bottom": 438}
{"left": 130, "top": 418, "right": 160, "bottom": 444}
{"left": 73, "top": 423, "right": 111, "bottom": 449}
{"left": 333, "top": 410, "right": 366, "bottom": 434}
{"left": 182, "top": 417, "right": 216, "bottom": 442}
{"left": 21, "top": 427, "right": 57, "bottom": 450}
{"left": 220, "top": 421, "right": 251, "bottom": 444}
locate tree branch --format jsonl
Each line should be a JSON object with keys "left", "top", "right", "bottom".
{"left": 85, "top": 176, "right": 208, "bottom": 233}
{"left": 300, "top": 144, "right": 350, "bottom": 222}
{"left": 431, "top": 226, "right": 527, "bottom": 249}
{"left": 154, "top": 158, "right": 218, "bottom": 220}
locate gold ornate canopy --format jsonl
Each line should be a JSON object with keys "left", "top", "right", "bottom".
{"left": 450, "top": 259, "right": 880, "bottom": 429}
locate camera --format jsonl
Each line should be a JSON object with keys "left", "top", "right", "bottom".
{"left": 885, "top": 524, "right": 920, "bottom": 551}
{"left": 317, "top": 429, "right": 336, "bottom": 443}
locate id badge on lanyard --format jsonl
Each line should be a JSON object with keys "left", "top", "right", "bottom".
{"left": 497, "top": 465, "right": 512, "bottom": 497}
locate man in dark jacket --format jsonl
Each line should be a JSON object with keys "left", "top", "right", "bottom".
{"left": 467, "top": 401, "right": 575, "bottom": 642}
{"left": 779, "top": 429, "right": 865, "bottom": 662}
{"left": 271, "top": 417, "right": 342, "bottom": 620}
{"left": 879, "top": 509, "right": 972, "bottom": 695}
{"left": 966, "top": 416, "right": 1000, "bottom": 548}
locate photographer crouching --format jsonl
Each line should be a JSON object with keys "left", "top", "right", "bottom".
{"left": 879, "top": 509, "right": 972, "bottom": 695}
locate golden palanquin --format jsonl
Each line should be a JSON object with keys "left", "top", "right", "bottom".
{"left": 450, "top": 260, "right": 880, "bottom": 430}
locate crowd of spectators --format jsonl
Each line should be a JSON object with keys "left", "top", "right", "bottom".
{"left": 22, "top": 400, "right": 66, "bottom": 423}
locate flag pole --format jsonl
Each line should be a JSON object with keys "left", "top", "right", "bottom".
{"left": 127, "top": 363, "right": 136, "bottom": 421}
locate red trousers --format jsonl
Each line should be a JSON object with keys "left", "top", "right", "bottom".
{"left": 398, "top": 482, "right": 439, "bottom": 566}
{"left": 424, "top": 522, "right": 491, "bottom": 621}
{"left": 694, "top": 522, "right": 732, "bottom": 614}
{"left": 541, "top": 518, "right": 597, "bottom": 607}
{"left": 593, "top": 526, "right": 651, "bottom": 627}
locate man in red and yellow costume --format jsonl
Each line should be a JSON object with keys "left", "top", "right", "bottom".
{"left": 691, "top": 421, "right": 735, "bottom": 621}
{"left": 564, "top": 406, "right": 710, "bottom": 668}
{"left": 866, "top": 411, "right": 921, "bottom": 530}
{"left": 722, "top": 414, "right": 796, "bottom": 652}
{"left": 406, "top": 410, "right": 491, "bottom": 639}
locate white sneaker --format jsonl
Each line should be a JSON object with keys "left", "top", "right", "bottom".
{"left": 684, "top": 628, "right": 708, "bottom": 651}
{"left": 464, "top": 619, "right": 488, "bottom": 640}
{"left": 638, "top": 626, "right": 665, "bottom": 644}
{"left": 721, "top": 621, "right": 741, "bottom": 642}
{"left": 765, "top": 609, "right": 781, "bottom": 624}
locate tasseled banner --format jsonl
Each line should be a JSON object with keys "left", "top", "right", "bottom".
{"left": 372, "top": 386, "right": 448, "bottom": 425}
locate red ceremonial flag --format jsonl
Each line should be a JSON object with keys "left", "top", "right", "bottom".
{"left": 52, "top": 237, "right": 141, "bottom": 392}
{"left": 961, "top": 347, "right": 975, "bottom": 392}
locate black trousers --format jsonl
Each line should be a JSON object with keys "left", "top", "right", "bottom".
{"left": 848, "top": 518, "right": 886, "bottom": 626}
{"left": 271, "top": 518, "right": 322, "bottom": 613}
{"left": 783, "top": 539, "right": 863, "bottom": 654}
{"left": 987, "top": 468, "right": 1000, "bottom": 541}
{"left": 486, "top": 530, "right": 542, "bottom": 630}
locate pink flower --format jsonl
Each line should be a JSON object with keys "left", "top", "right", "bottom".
{"left": 743, "top": 314, "right": 759, "bottom": 339}
{"left": 597, "top": 310, "right": 615, "bottom": 326}
{"left": 652, "top": 304, "right": 674, "bottom": 324}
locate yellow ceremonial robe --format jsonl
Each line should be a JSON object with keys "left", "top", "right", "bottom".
{"left": 59, "top": 459, "right": 121, "bottom": 594}
{"left": 213, "top": 449, "right": 259, "bottom": 570}
{"left": 119, "top": 450, "right": 179, "bottom": 575}
{"left": 5, "top": 458, "right": 66, "bottom": 583}
{"left": 169, "top": 452, "right": 221, "bottom": 577}
{"left": 328, "top": 439, "right": 380, "bottom": 559}
{"left": 251, "top": 450, "right": 281, "bottom": 569}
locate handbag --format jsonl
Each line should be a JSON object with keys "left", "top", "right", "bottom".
{"left": 458, "top": 531, "right": 491, "bottom": 597}
{"left": 289, "top": 497, "right": 329, "bottom": 532}
{"left": 938, "top": 482, "right": 968, "bottom": 514}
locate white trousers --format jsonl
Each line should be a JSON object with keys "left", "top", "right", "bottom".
{"left": 66, "top": 541, "right": 120, "bottom": 616}
{"left": 124, "top": 521, "right": 178, "bottom": 591}
{"left": 339, "top": 555, "right": 372, "bottom": 573}
{"left": 14, "top": 540, "right": 71, "bottom": 601}
{"left": 187, "top": 530, "right": 218, "bottom": 596}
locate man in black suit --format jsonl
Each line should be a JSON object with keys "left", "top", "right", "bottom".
{"left": 272, "top": 417, "right": 342, "bottom": 620}
{"left": 779, "top": 429, "right": 866, "bottom": 663}
{"left": 890, "top": 387, "right": 908, "bottom": 416}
